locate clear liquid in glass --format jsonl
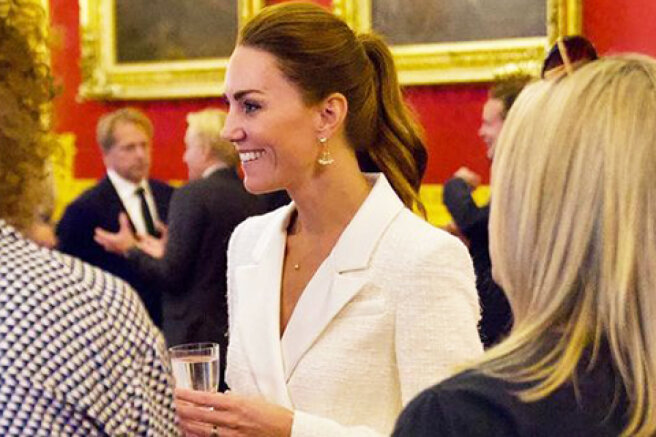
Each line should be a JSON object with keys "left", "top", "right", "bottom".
{"left": 171, "top": 355, "right": 220, "bottom": 392}
{"left": 169, "top": 342, "right": 220, "bottom": 392}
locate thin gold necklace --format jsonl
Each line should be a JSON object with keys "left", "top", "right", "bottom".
{"left": 288, "top": 212, "right": 302, "bottom": 271}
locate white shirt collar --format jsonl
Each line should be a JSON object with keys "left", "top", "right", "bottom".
{"left": 106, "top": 169, "right": 158, "bottom": 235}
{"left": 107, "top": 168, "right": 148, "bottom": 198}
{"left": 202, "top": 162, "right": 228, "bottom": 179}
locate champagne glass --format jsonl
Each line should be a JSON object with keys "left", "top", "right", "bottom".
{"left": 169, "top": 342, "right": 220, "bottom": 392}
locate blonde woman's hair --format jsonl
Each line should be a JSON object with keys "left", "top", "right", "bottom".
{"left": 0, "top": 0, "right": 57, "bottom": 231}
{"left": 478, "top": 55, "right": 656, "bottom": 436}
{"left": 186, "top": 109, "right": 238, "bottom": 167}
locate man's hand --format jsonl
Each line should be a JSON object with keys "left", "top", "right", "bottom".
{"left": 137, "top": 232, "right": 166, "bottom": 259}
{"left": 94, "top": 212, "right": 138, "bottom": 256}
{"left": 444, "top": 221, "right": 470, "bottom": 248}
{"left": 453, "top": 166, "right": 481, "bottom": 189}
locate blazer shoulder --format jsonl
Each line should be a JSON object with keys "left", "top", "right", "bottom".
{"left": 148, "top": 178, "right": 172, "bottom": 189}
{"left": 378, "top": 210, "right": 476, "bottom": 287}
{"left": 391, "top": 209, "right": 466, "bottom": 253}
{"left": 394, "top": 371, "right": 516, "bottom": 437}
{"left": 166, "top": 180, "right": 210, "bottom": 221}
{"left": 62, "top": 179, "right": 115, "bottom": 213}
{"left": 170, "top": 179, "right": 199, "bottom": 199}
{"left": 181, "top": 174, "right": 227, "bottom": 196}
{"left": 390, "top": 209, "right": 477, "bottom": 288}
{"left": 174, "top": 175, "right": 260, "bottom": 212}
{"left": 205, "top": 171, "right": 256, "bottom": 197}
{"left": 149, "top": 178, "right": 174, "bottom": 196}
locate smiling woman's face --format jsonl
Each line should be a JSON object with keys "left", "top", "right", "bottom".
{"left": 221, "top": 46, "right": 321, "bottom": 195}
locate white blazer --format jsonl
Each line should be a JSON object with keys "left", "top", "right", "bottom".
{"left": 226, "top": 174, "right": 483, "bottom": 437}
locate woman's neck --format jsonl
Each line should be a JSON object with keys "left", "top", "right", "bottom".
{"left": 287, "top": 161, "right": 372, "bottom": 239}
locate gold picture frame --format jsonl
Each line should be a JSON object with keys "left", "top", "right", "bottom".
{"left": 78, "top": 0, "right": 264, "bottom": 100}
{"left": 333, "top": 0, "right": 582, "bottom": 84}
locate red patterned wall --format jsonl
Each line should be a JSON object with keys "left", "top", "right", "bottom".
{"left": 49, "top": 0, "right": 656, "bottom": 185}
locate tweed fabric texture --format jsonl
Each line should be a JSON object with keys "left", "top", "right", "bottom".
{"left": 0, "top": 221, "right": 179, "bottom": 436}
{"left": 226, "top": 174, "right": 483, "bottom": 436}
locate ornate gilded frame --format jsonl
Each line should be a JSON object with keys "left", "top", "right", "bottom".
{"left": 78, "top": 0, "right": 264, "bottom": 100}
{"left": 332, "top": 0, "right": 582, "bottom": 84}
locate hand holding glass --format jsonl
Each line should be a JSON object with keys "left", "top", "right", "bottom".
{"left": 169, "top": 342, "right": 220, "bottom": 392}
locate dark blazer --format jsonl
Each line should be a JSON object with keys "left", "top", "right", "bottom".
{"left": 56, "top": 176, "right": 174, "bottom": 326}
{"left": 443, "top": 177, "right": 512, "bottom": 347}
{"left": 127, "top": 168, "right": 265, "bottom": 387}
{"left": 393, "top": 355, "right": 626, "bottom": 437}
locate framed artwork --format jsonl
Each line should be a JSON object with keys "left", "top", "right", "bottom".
{"left": 332, "top": 0, "right": 582, "bottom": 84}
{"left": 79, "top": 0, "right": 264, "bottom": 100}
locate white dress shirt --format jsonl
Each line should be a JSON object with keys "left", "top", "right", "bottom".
{"left": 107, "top": 169, "right": 160, "bottom": 236}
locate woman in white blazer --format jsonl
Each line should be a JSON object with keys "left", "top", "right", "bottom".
{"left": 175, "top": 3, "right": 483, "bottom": 437}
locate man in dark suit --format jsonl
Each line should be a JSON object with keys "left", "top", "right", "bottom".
{"left": 443, "top": 75, "right": 529, "bottom": 348}
{"left": 95, "top": 109, "right": 265, "bottom": 389}
{"left": 56, "top": 108, "right": 174, "bottom": 326}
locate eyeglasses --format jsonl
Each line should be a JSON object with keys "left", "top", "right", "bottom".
{"left": 541, "top": 35, "right": 598, "bottom": 79}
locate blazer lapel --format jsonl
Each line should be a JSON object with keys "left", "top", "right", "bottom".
{"left": 101, "top": 177, "right": 137, "bottom": 233}
{"left": 234, "top": 204, "right": 295, "bottom": 408}
{"left": 281, "top": 263, "right": 370, "bottom": 381}
{"left": 281, "top": 174, "right": 404, "bottom": 380}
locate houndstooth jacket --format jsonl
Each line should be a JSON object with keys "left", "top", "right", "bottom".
{"left": 0, "top": 221, "right": 179, "bottom": 436}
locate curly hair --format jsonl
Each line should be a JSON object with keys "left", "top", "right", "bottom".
{"left": 0, "top": 0, "right": 56, "bottom": 231}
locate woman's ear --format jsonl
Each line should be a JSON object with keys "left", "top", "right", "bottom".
{"left": 315, "top": 92, "right": 348, "bottom": 139}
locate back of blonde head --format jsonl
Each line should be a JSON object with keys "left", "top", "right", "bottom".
{"left": 186, "top": 109, "right": 238, "bottom": 167}
{"left": 482, "top": 55, "right": 656, "bottom": 436}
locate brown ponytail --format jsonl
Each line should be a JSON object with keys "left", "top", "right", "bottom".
{"left": 240, "top": 2, "right": 427, "bottom": 213}
{"left": 357, "top": 34, "right": 427, "bottom": 215}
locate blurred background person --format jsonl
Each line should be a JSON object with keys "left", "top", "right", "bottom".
{"left": 26, "top": 164, "right": 58, "bottom": 249}
{"left": 443, "top": 74, "right": 531, "bottom": 347}
{"left": 27, "top": 217, "right": 57, "bottom": 248}
{"left": 95, "top": 108, "right": 266, "bottom": 390}
{"left": 175, "top": 3, "right": 482, "bottom": 437}
{"left": 56, "top": 108, "right": 174, "bottom": 326}
{"left": 394, "top": 53, "right": 655, "bottom": 436}
{"left": 0, "top": 1, "right": 178, "bottom": 434}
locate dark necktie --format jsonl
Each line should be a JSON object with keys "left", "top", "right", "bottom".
{"left": 135, "top": 187, "right": 158, "bottom": 237}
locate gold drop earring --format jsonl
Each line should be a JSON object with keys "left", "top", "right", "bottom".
{"left": 317, "top": 137, "right": 334, "bottom": 166}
